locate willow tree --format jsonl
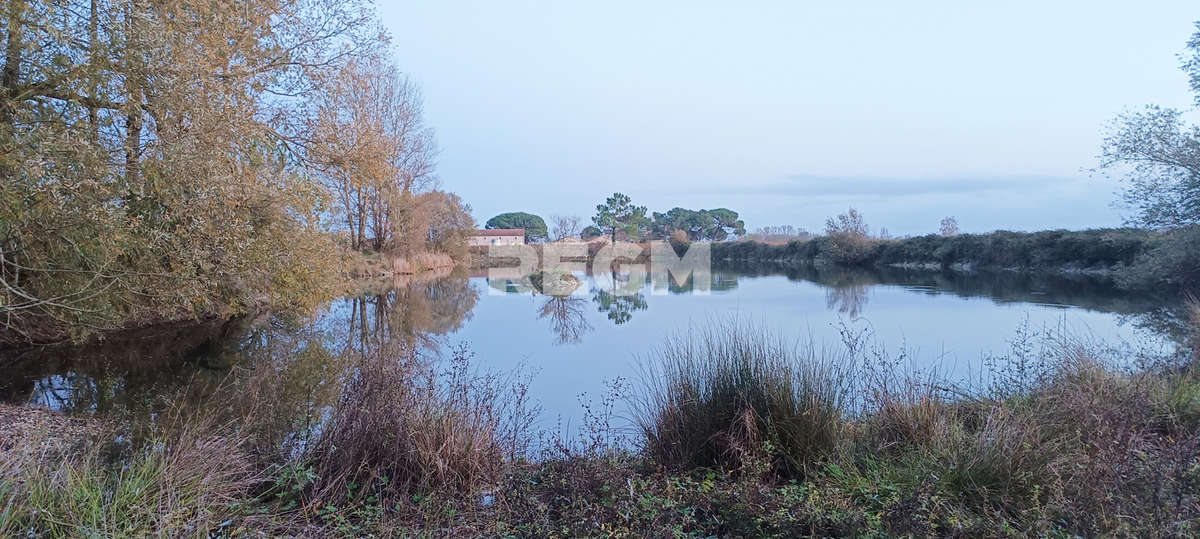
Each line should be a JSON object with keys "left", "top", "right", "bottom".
{"left": 1101, "top": 22, "right": 1200, "bottom": 229}
{"left": 1100, "top": 22, "right": 1200, "bottom": 290}
{"left": 0, "top": 0, "right": 383, "bottom": 344}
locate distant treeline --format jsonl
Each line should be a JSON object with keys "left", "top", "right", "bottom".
{"left": 712, "top": 227, "right": 1200, "bottom": 292}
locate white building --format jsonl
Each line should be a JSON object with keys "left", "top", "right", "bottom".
{"left": 468, "top": 228, "right": 526, "bottom": 246}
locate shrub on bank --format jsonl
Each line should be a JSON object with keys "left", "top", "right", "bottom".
{"left": 868, "top": 228, "right": 1151, "bottom": 270}
{"left": 713, "top": 228, "right": 1173, "bottom": 289}
{"left": 1117, "top": 225, "right": 1200, "bottom": 291}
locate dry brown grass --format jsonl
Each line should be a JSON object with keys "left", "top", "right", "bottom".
{"left": 0, "top": 404, "right": 97, "bottom": 465}
{"left": 307, "top": 343, "right": 537, "bottom": 506}
{"left": 865, "top": 386, "right": 960, "bottom": 454}
{"left": 858, "top": 335, "right": 1200, "bottom": 530}
{"left": 392, "top": 251, "right": 455, "bottom": 275}
{"left": 1187, "top": 297, "right": 1200, "bottom": 361}
{"left": 343, "top": 249, "right": 457, "bottom": 279}
{"left": 0, "top": 414, "right": 257, "bottom": 537}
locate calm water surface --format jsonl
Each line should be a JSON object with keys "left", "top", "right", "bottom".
{"left": 0, "top": 265, "right": 1179, "bottom": 428}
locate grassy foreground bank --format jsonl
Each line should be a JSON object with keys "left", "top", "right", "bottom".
{"left": 2, "top": 314, "right": 1199, "bottom": 537}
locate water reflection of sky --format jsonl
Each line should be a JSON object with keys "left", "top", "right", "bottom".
{"left": 443, "top": 271, "right": 1170, "bottom": 430}
{"left": 1, "top": 268, "right": 1178, "bottom": 433}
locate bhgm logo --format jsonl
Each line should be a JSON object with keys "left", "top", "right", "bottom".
{"left": 484, "top": 241, "right": 711, "bottom": 296}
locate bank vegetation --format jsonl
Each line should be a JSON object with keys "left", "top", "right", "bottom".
{"left": 2, "top": 313, "right": 1199, "bottom": 536}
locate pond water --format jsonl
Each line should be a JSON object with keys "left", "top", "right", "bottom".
{"left": 0, "top": 263, "right": 1181, "bottom": 431}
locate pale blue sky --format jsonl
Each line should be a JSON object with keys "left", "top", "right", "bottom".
{"left": 380, "top": 1, "right": 1198, "bottom": 235}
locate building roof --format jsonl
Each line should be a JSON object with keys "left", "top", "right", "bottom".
{"left": 471, "top": 228, "right": 525, "bottom": 237}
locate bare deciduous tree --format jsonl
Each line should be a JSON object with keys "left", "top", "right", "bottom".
{"left": 310, "top": 54, "right": 439, "bottom": 252}
{"left": 940, "top": 216, "right": 960, "bottom": 236}
{"left": 824, "top": 208, "right": 874, "bottom": 264}
{"left": 550, "top": 215, "right": 583, "bottom": 241}
{"left": 747, "top": 225, "right": 812, "bottom": 243}
{"left": 825, "top": 208, "right": 869, "bottom": 238}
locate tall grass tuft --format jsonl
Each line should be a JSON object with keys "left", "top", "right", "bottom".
{"left": 308, "top": 342, "right": 537, "bottom": 506}
{"left": 635, "top": 319, "right": 854, "bottom": 477}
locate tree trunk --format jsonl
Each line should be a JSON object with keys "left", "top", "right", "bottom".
{"left": 355, "top": 186, "right": 366, "bottom": 251}
{"left": 1, "top": 0, "right": 26, "bottom": 127}
{"left": 344, "top": 203, "right": 357, "bottom": 250}
{"left": 88, "top": 0, "right": 99, "bottom": 141}
{"left": 122, "top": 3, "right": 142, "bottom": 185}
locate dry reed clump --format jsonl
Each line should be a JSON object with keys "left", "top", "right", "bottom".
{"left": 634, "top": 320, "right": 855, "bottom": 477}
{"left": 392, "top": 252, "right": 455, "bottom": 275}
{"left": 0, "top": 416, "right": 256, "bottom": 537}
{"left": 343, "top": 250, "right": 457, "bottom": 279}
{"left": 879, "top": 334, "right": 1200, "bottom": 530}
{"left": 843, "top": 328, "right": 1072, "bottom": 512}
{"left": 341, "top": 249, "right": 390, "bottom": 279}
{"left": 307, "top": 343, "right": 537, "bottom": 506}
{"left": 1028, "top": 345, "right": 1200, "bottom": 532}
{"left": 862, "top": 383, "right": 961, "bottom": 454}
{"left": 936, "top": 402, "right": 1069, "bottom": 511}
{"left": 818, "top": 320, "right": 1200, "bottom": 532}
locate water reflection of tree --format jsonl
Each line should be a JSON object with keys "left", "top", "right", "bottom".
{"left": 592, "top": 285, "right": 648, "bottom": 325}
{"left": 538, "top": 295, "right": 593, "bottom": 344}
{"left": 716, "top": 259, "right": 1168, "bottom": 316}
{"left": 825, "top": 284, "right": 869, "bottom": 318}
{"left": 345, "top": 275, "right": 478, "bottom": 352}
{"left": 0, "top": 313, "right": 345, "bottom": 449}
{"left": 1123, "top": 304, "right": 1196, "bottom": 358}
{"left": 654, "top": 271, "right": 740, "bottom": 294}
{"left": 0, "top": 273, "right": 483, "bottom": 454}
